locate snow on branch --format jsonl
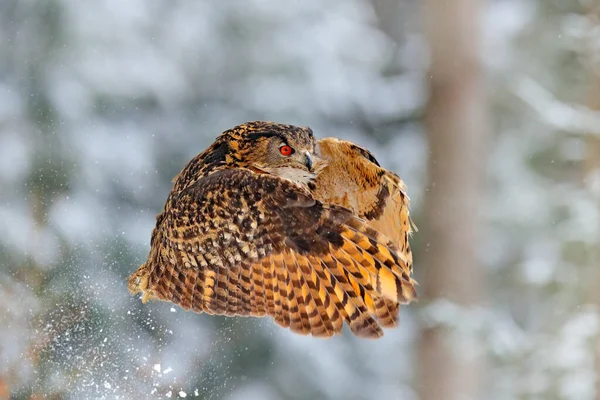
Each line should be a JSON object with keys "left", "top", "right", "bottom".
{"left": 512, "top": 76, "right": 600, "bottom": 135}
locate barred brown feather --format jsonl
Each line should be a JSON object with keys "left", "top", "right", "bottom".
{"left": 128, "top": 122, "right": 416, "bottom": 338}
{"left": 312, "top": 137, "right": 417, "bottom": 326}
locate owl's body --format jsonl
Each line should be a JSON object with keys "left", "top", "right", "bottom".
{"left": 129, "top": 121, "right": 416, "bottom": 338}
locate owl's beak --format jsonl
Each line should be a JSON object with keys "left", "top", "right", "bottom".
{"left": 304, "top": 151, "right": 313, "bottom": 171}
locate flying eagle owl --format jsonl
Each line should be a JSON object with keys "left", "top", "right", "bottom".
{"left": 128, "top": 121, "right": 416, "bottom": 338}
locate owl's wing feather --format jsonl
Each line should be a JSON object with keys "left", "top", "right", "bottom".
{"left": 341, "top": 220, "right": 416, "bottom": 303}
{"left": 375, "top": 298, "right": 400, "bottom": 327}
{"left": 367, "top": 174, "right": 415, "bottom": 273}
{"left": 323, "top": 250, "right": 382, "bottom": 336}
{"left": 331, "top": 247, "right": 391, "bottom": 326}
{"left": 292, "top": 255, "right": 320, "bottom": 335}
{"left": 132, "top": 168, "right": 412, "bottom": 337}
{"left": 275, "top": 254, "right": 292, "bottom": 328}
{"left": 284, "top": 253, "right": 312, "bottom": 334}
{"left": 295, "top": 254, "right": 338, "bottom": 336}
{"left": 248, "top": 260, "right": 266, "bottom": 317}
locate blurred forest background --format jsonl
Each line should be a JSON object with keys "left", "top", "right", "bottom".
{"left": 0, "top": 0, "right": 598, "bottom": 399}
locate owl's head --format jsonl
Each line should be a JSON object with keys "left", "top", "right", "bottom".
{"left": 227, "top": 121, "right": 325, "bottom": 185}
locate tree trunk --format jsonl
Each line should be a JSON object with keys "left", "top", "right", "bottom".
{"left": 584, "top": 92, "right": 600, "bottom": 400}
{"left": 417, "top": 1, "right": 488, "bottom": 399}
{"left": 582, "top": 6, "right": 600, "bottom": 400}
{"left": 588, "top": 126, "right": 600, "bottom": 400}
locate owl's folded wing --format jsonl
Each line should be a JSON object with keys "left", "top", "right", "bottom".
{"left": 129, "top": 168, "right": 415, "bottom": 338}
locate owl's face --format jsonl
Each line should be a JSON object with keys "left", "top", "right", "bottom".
{"left": 236, "top": 122, "right": 324, "bottom": 185}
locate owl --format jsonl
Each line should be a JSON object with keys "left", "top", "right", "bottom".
{"left": 128, "top": 121, "right": 416, "bottom": 338}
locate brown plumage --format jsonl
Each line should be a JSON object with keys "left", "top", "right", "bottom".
{"left": 312, "top": 137, "right": 417, "bottom": 327}
{"left": 128, "top": 121, "right": 416, "bottom": 338}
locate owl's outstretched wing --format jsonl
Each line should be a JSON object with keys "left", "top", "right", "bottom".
{"left": 128, "top": 168, "right": 415, "bottom": 338}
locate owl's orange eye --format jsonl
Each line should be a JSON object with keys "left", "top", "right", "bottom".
{"left": 279, "top": 145, "right": 294, "bottom": 156}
